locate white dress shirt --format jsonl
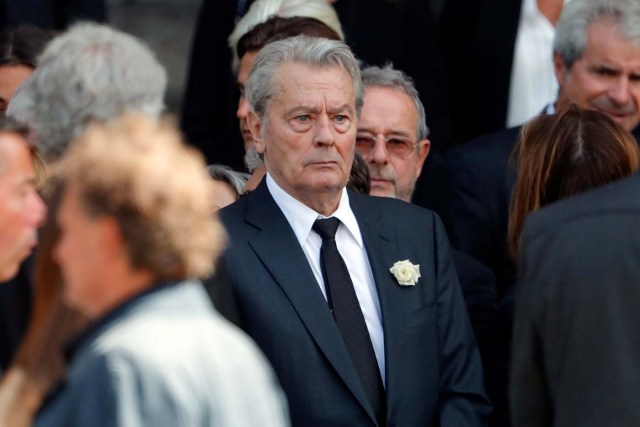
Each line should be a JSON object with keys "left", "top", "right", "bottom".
{"left": 507, "top": 0, "right": 570, "bottom": 127}
{"left": 267, "top": 174, "right": 386, "bottom": 384}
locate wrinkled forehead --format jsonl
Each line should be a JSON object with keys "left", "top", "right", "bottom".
{"left": 269, "top": 62, "right": 356, "bottom": 106}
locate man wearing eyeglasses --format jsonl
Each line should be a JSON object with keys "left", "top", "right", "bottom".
{"left": 357, "top": 63, "right": 497, "bottom": 369}
{"left": 357, "top": 65, "right": 430, "bottom": 202}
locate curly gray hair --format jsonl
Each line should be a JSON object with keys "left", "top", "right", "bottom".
{"left": 8, "top": 23, "right": 167, "bottom": 162}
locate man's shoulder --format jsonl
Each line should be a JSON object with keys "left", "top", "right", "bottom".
{"left": 349, "top": 191, "right": 439, "bottom": 224}
{"left": 524, "top": 172, "right": 640, "bottom": 246}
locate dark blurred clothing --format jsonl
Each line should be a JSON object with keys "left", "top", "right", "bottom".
{"left": 1, "top": 0, "right": 107, "bottom": 30}
{"left": 512, "top": 171, "right": 640, "bottom": 427}
{"left": 439, "top": 0, "right": 521, "bottom": 144}
{"left": 0, "top": 255, "right": 32, "bottom": 369}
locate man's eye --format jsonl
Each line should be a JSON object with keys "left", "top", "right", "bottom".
{"left": 296, "top": 115, "right": 310, "bottom": 122}
{"left": 238, "top": 85, "right": 245, "bottom": 96}
{"left": 335, "top": 114, "right": 347, "bottom": 123}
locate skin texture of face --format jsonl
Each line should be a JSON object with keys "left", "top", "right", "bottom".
{"left": 247, "top": 63, "right": 357, "bottom": 215}
{"left": 0, "top": 132, "right": 46, "bottom": 281}
{"left": 237, "top": 50, "right": 259, "bottom": 151}
{"left": 357, "top": 86, "right": 430, "bottom": 202}
{"left": 0, "top": 65, "right": 33, "bottom": 113}
{"left": 554, "top": 19, "right": 640, "bottom": 131}
{"left": 211, "top": 178, "right": 238, "bottom": 210}
{"left": 54, "top": 184, "right": 108, "bottom": 316}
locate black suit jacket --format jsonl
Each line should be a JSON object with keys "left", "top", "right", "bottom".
{"left": 439, "top": 0, "right": 522, "bottom": 144}
{"left": 214, "top": 182, "right": 490, "bottom": 426}
{"left": 511, "top": 171, "right": 640, "bottom": 426}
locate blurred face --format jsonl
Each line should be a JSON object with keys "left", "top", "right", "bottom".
{"left": 248, "top": 63, "right": 356, "bottom": 212}
{"left": 237, "top": 50, "right": 259, "bottom": 151}
{"left": 0, "top": 132, "right": 46, "bottom": 281}
{"left": 0, "top": 65, "right": 33, "bottom": 112}
{"left": 211, "top": 179, "right": 238, "bottom": 210}
{"left": 357, "top": 86, "right": 429, "bottom": 202}
{"left": 555, "top": 19, "right": 640, "bottom": 131}
{"left": 54, "top": 184, "right": 106, "bottom": 316}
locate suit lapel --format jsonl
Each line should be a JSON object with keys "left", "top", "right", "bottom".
{"left": 245, "top": 183, "right": 377, "bottom": 423}
{"left": 350, "top": 194, "right": 406, "bottom": 418}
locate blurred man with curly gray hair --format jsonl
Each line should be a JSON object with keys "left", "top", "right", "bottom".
{"left": 8, "top": 22, "right": 167, "bottom": 162}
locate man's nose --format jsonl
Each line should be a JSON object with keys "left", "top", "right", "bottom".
{"left": 314, "top": 116, "right": 336, "bottom": 146}
{"left": 30, "top": 191, "right": 47, "bottom": 228}
{"left": 609, "top": 76, "right": 632, "bottom": 106}
{"left": 368, "top": 135, "right": 389, "bottom": 165}
{"left": 236, "top": 96, "right": 250, "bottom": 119}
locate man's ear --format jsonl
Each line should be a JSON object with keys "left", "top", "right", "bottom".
{"left": 247, "top": 110, "right": 265, "bottom": 154}
{"left": 415, "top": 139, "right": 431, "bottom": 179}
{"left": 553, "top": 52, "right": 568, "bottom": 87}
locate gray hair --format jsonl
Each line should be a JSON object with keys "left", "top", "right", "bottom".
{"left": 228, "top": 0, "right": 344, "bottom": 71}
{"left": 207, "top": 164, "right": 250, "bottom": 195}
{"left": 243, "top": 145, "right": 264, "bottom": 172}
{"left": 554, "top": 0, "right": 640, "bottom": 70}
{"left": 361, "top": 64, "right": 430, "bottom": 141}
{"left": 246, "top": 36, "right": 364, "bottom": 119}
{"left": 9, "top": 22, "right": 167, "bottom": 162}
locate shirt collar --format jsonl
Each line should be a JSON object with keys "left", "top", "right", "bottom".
{"left": 266, "top": 173, "right": 364, "bottom": 248}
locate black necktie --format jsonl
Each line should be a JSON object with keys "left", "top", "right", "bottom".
{"left": 313, "top": 218, "right": 386, "bottom": 424}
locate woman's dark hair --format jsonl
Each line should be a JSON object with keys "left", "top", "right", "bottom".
{"left": 237, "top": 16, "right": 341, "bottom": 60}
{"left": 508, "top": 105, "right": 640, "bottom": 259}
{"left": 0, "top": 25, "right": 53, "bottom": 68}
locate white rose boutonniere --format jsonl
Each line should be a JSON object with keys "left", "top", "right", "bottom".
{"left": 389, "top": 260, "right": 421, "bottom": 286}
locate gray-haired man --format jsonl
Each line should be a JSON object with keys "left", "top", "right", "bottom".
{"left": 214, "top": 35, "right": 490, "bottom": 427}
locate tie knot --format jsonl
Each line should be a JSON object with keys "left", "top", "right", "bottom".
{"left": 313, "top": 217, "right": 341, "bottom": 240}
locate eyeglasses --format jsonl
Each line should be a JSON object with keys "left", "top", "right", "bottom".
{"left": 355, "top": 134, "right": 419, "bottom": 157}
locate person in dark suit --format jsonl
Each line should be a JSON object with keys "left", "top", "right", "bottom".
{"left": 443, "top": 0, "right": 640, "bottom": 296}
{"left": 511, "top": 171, "right": 640, "bottom": 426}
{"left": 441, "top": 0, "right": 640, "bottom": 425}
{"left": 356, "top": 64, "right": 497, "bottom": 350}
{"left": 214, "top": 36, "right": 490, "bottom": 426}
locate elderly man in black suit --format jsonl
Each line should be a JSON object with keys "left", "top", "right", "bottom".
{"left": 512, "top": 170, "right": 640, "bottom": 426}
{"left": 214, "top": 36, "right": 490, "bottom": 426}
{"left": 356, "top": 64, "right": 497, "bottom": 354}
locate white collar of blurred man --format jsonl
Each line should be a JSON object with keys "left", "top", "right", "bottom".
{"left": 553, "top": 17, "right": 640, "bottom": 132}
{"left": 0, "top": 130, "right": 46, "bottom": 281}
{"left": 357, "top": 85, "right": 429, "bottom": 202}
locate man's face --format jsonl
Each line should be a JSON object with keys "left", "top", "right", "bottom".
{"left": 247, "top": 63, "right": 357, "bottom": 207}
{"left": 357, "top": 86, "right": 429, "bottom": 202}
{"left": 555, "top": 19, "right": 640, "bottom": 131}
{"left": 54, "top": 184, "right": 107, "bottom": 316}
{"left": 0, "top": 132, "right": 46, "bottom": 281}
{"left": 237, "top": 50, "right": 259, "bottom": 151}
{"left": 0, "top": 65, "right": 33, "bottom": 113}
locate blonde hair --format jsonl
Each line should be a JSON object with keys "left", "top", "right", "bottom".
{"left": 56, "top": 113, "right": 226, "bottom": 279}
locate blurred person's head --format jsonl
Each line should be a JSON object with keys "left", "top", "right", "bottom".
{"left": 235, "top": 16, "right": 342, "bottom": 163}
{"left": 357, "top": 64, "right": 430, "bottom": 202}
{"left": 207, "top": 164, "right": 249, "bottom": 209}
{"left": 554, "top": 0, "right": 640, "bottom": 131}
{"left": 0, "top": 25, "right": 52, "bottom": 112}
{"left": 53, "top": 114, "right": 225, "bottom": 318}
{"left": 0, "top": 116, "right": 46, "bottom": 281}
{"left": 228, "top": 0, "right": 343, "bottom": 71}
{"left": 245, "top": 36, "right": 362, "bottom": 215}
{"left": 10, "top": 23, "right": 167, "bottom": 162}
{"left": 508, "top": 106, "right": 640, "bottom": 259}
